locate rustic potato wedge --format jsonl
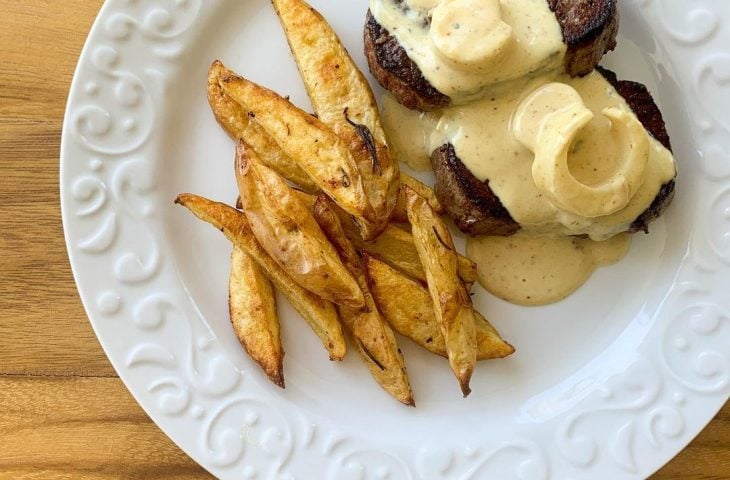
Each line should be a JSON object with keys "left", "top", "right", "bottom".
{"left": 272, "top": 0, "right": 399, "bottom": 239}
{"left": 236, "top": 189, "right": 317, "bottom": 213}
{"left": 220, "top": 73, "right": 374, "bottom": 222}
{"left": 359, "top": 223, "right": 477, "bottom": 288}
{"left": 365, "top": 255, "right": 514, "bottom": 360}
{"left": 363, "top": 224, "right": 422, "bottom": 280}
{"left": 317, "top": 204, "right": 477, "bottom": 288}
{"left": 405, "top": 186, "right": 477, "bottom": 396}
{"left": 313, "top": 195, "right": 413, "bottom": 405}
{"left": 229, "top": 246, "right": 284, "bottom": 387}
{"left": 207, "top": 61, "right": 317, "bottom": 191}
{"left": 317, "top": 195, "right": 477, "bottom": 286}
{"left": 174, "top": 193, "right": 346, "bottom": 360}
{"left": 236, "top": 141, "right": 365, "bottom": 311}
{"left": 392, "top": 173, "right": 444, "bottom": 222}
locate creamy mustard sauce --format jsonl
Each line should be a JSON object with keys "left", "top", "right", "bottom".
{"left": 512, "top": 83, "right": 651, "bottom": 219}
{"left": 467, "top": 233, "right": 631, "bottom": 305}
{"left": 381, "top": 94, "right": 437, "bottom": 171}
{"left": 370, "top": 0, "right": 566, "bottom": 103}
{"left": 384, "top": 71, "right": 677, "bottom": 240}
{"left": 383, "top": 72, "right": 676, "bottom": 305}
{"left": 375, "top": 1, "right": 677, "bottom": 305}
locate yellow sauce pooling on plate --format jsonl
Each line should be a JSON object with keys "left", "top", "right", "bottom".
{"left": 375, "top": 1, "right": 677, "bottom": 305}
{"left": 467, "top": 233, "right": 631, "bottom": 305}
{"left": 382, "top": 71, "right": 676, "bottom": 241}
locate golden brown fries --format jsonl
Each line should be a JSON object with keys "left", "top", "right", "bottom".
{"left": 181, "top": 1, "right": 517, "bottom": 403}
{"left": 405, "top": 186, "right": 477, "bottom": 396}
{"left": 316, "top": 198, "right": 477, "bottom": 286}
{"left": 236, "top": 189, "right": 317, "bottom": 213}
{"left": 392, "top": 173, "right": 444, "bottom": 222}
{"left": 235, "top": 141, "right": 365, "bottom": 311}
{"left": 272, "top": 0, "right": 399, "bottom": 239}
{"left": 207, "top": 61, "right": 317, "bottom": 191}
{"left": 365, "top": 255, "right": 514, "bottom": 361}
{"left": 313, "top": 195, "right": 413, "bottom": 405}
{"left": 229, "top": 247, "right": 285, "bottom": 387}
{"left": 362, "top": 225, "right": 423, "bottom": 280}
{"left": 358, "top": 224, "right": 478, "bottom": 288}
{"left": 175, "top": 193, "right": 346, "bottom": 360}
{"left": 219, "top": 73, "right": 374, "bottom": 223}
{"left": 292, "top": 189, "right": 318, "bottom": 212}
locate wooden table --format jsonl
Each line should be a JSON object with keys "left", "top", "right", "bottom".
{"left": 0, "top": 1, "right": 727, "bottom": 478}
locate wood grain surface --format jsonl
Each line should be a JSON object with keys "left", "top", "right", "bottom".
{"left": 0, "top": 1, "right": 727, "bottom": 479}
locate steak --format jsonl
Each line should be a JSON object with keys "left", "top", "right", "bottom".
{"left": 548, "top": 0, "right": 620, "bottom": 78}
{"left": 431, "top": 144, "right": 521, "bottom": 236}
{"left": 431, "top": 68, "right": 676, "bottom": 236}
{"left": 364, "top": 0, "right": 618, "bottom": 111}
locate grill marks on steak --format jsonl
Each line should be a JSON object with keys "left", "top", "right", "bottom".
{"left": 364, "top": 0, "right": 619, "bottom": 110}
{"left": 431, "top": 68, "right": 676, "bottom": 237}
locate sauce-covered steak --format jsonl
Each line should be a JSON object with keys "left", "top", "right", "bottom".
{"left": 430, "top": 67, "right": 675, "bottom": 236}
{"left": 364, "top": 0, "right": 618, "bottom": 111}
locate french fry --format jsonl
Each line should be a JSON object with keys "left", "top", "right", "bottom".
{"left": 272, "top": 0, "right": 399, "bottom": 239}
{"left": 229, "top": 247, "right": 284, "bottom": 387}
{"left": 365, "top": 255, "right": 514, "bottom": 360}
{"left": 313, "top": 182, "right": 476, "bottom": 286}
{"left": 405, "top": 186, "right": 477, "bottom": 396}
{"left": 314, "top": 196, "right": 477, "bottom": 287}
{"left": 236, "top": 141, "right": 365, "bottom": 311}
{"left": 236, "top": 189, "right": 317, "bottom": 213}
{"left": 220, "top": 73, "right": 374, "bottom": 223}
{"left": 207, "top": 61, "right": 317, "bottom": 191}
{"left": 359, "top": 224, "right": 478, "bottom": 288}
{"left": 174, "top": 193, "right": 346, "bottom": 360}
{"left": 313, "top": 195, "right": 414, "bottom": 405}
{"left": 392, "top": 173, "right": 444, "bottom": 222}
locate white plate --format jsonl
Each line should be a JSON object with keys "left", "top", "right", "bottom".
{"left": 61, "top": 1, "right": 730, "bottom": 478}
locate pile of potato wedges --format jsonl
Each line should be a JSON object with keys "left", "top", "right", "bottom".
{"left": 175, "top": 0, "right": 513, "bottom": 405}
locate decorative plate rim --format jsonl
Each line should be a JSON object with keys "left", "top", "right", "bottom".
{"left": 60, "top": 1, "right": 730, "bottom": 478}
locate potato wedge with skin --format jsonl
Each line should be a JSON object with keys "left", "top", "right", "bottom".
{"left": 363, "top": 225, "right": 424, "bottom": 281}
{"left": 333, "top": 221, "right": 476, "bottom": 288}
{"left": 220, "top": 74, "right": 374, "bottom": 222}
{"left": 236, "top": 141, "right": 365, "bottom": 311}
{"left": 365, "top": 255, "right": 514, "bottom": 361}
{"left": 358, "top": 223, "right": 478, "bottom": 288}
{"left": 272, "top": 0, "right": 399, "bottom": 239}
{"left": 316, "top": 197, "right": 477, "bottom": 287}
{"left": 174, "top": 193, "right": 346, "bottom": 360}
{"left": 313, "top": 195, "right": 414, "bottom": 406}
{"left": 229, "top": 247, "right": 284, "bottom": 387}
{"left": 391, "top": 173, "right": 444, "bottom": 223}
{"left": 272, "top": 0, "right": 384, "bottom": 132}
{"left": 207, "top": 61, "right": 317, "bottom": 191}
{"left": 236, "top": 189, "right": 317, "bottom": 213}
{"left": 240, "top": 185, "right": 465, "bottom": 286}
{"left": 405, "top": 186, "right": 477, "bottom": 396}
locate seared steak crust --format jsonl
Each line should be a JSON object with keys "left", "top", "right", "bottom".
{"left": 596, "top": 67, "right": 675, "bottom": 233}
{"left": 431, "top": 68, "right": 676, "bottom": 236}
{"left": 364, "top": 11, "right": 450, "bottom": 111}
{"left": 364, "top": 0, "right": 619, "bottom": 110}
{"left": 630, "top": 181, "right": 675, "bottom": 234}
{"left": 548, "top": 0, "right": 619, "bottom": 77}
{"left": 431, "top": 144, "right": 520, "bottom": 236}
{"left": 597, "top": 67, "right": 671, "bottom": 151}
